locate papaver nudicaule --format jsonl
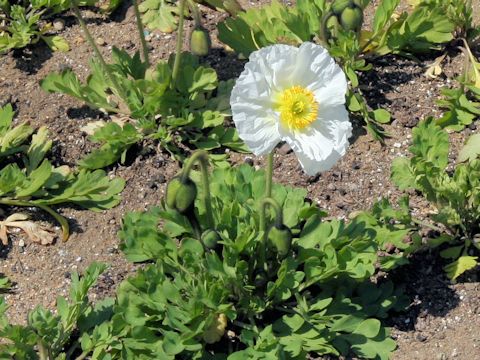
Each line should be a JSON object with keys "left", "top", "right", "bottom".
{"left": 230, "top": 42, "right": 352, "bottom": 176}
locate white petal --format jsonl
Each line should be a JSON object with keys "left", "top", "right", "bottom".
{"left": 230, "top": 42, "right": 351, "bottom": 167}
{"left": 315, "top": 105, "right": 352, "bottom": 155}
{"left": 279, "top": 104, "right": 351, "bottom": 175}
{"left": 247, "top": 44, "right": 300, "bottom": 92}
{"left": 296, "top": 149, "right": 344, "bottom": 176}
{"left": 292, "top": 43, "right": 348, "bottom": 107}
{"left": 230, "top": 97, "right": 281, "bottom": 155}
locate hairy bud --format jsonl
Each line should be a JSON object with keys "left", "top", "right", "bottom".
{"left": 190, "top": 27, "right": 211, "bottom": 56}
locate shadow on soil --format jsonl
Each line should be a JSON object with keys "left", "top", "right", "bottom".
{"left": 387, "top": 250, "right": 461, "bottom": 332}
{"left": 204, "top": 47, "right": 246, "bottom": 81}
{"left": 66, "top": 105, "right": 106, "bottom": 120}
{"left": 11, "top": 0, "right": 131, "bottom": 74}
{"left": 360, "top": 54, "right": 425, "bottom": 111}
{"left": 12, "top": 45, "right": 54, "bottom": 75}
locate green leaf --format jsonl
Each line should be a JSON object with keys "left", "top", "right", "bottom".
{"left": 373, "top": 0, "right": 400, "bottom": 34}
{"left": 390, "top": 157, "right": 415, "bottom": 190}
{"left": 41, "top": 35, "right": 69, "bottom": 52}
{"left": 0, "top": 104, "right": 14, "bottom": 136}
{"left": 444, "top": 256, "right": 478, "bottom": 280}
{"left": 15, "top": 159, "right": 52, "bottom": 197}
{"left": 372, "top": 108, "right": 391, "bottom": 124}
{"left": 26, "top": 126, "right": 52, "bottom": 173}
{"left": 139, "top": 0, "right": 180, "bottom": 33}
{"left": 354, "top": 319, "right": 381, "bottom": 338}
{"left": 439, "top": 245, "right": 464, "bottom": 259}
{"left": 458, "top": 133, "right": 480, "bottom": 162}
{"left": 411, "top": 118, "right": 449, "bottom": 169}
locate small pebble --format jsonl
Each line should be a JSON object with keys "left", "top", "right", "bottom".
{"left": 96, "top": 37, "right": 106, "bottom": 46}
{"left": 53, "top": 19, "right": 65, "bottom": 31}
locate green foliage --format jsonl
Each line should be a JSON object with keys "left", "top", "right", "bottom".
{"left": 369, "top": 3, "right": 454, "bottom": 56}
{"left": 218, "top": 0, "right": 325, "bottom": 57}
{"left": 0, "top": 1, "right": 121, "bottom": 53}
{"left": 416, "top": 0, "right": 477, "bottom": 39}
{"left": 139, "top": 0, "right": 180, "bottom": 33}
{"left": 0, "top": 104, "right": 125, "bottom": 240}
{"left": 0, "top": 275, "right": 10, "bottom": 291}
{"left": 41, "top": 50, "right": 247, "bottom": 169}
{"left": 0, "top": 263, "right": 111, "bottom": 359}
{"left": 139, "top": 0, "right": 243, "bottom": 33}
{"left": 436, "top": 84, "right": 480, "bottom": 131}
{"left": 391, "top": 119, "right": 480, "bottom": 279}
{"left": 109, "top": 163, "right": 409, "bottom": 359}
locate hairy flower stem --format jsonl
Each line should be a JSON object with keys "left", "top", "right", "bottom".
{"left": 188, "top": 0, "right": 202, "bottom": 28}
{"left": 37, "top": 341, "right": 49, "bottom": 360}
{"left": 265, "top": 151, "right": 274, "bottom": 198}
{"left": 411, "top": 218, "right": 443, "bottom": 233}
{"left": 0, "top": 199, "right": 70, "bottom": 241}
{"left": 172, "top": 0, "right": 186, "bottom": 86}
{"left": 258, "top": 197, "right": 283, "bottom": 269}
{"left": 71, "top": 1, "right": 128, "bottom": 103}
{"left": 133, "top": 0, "right": 150, "bottom": 66}
{"left": 257, "top": 151, "right": 276, "bottom": 268}
{"left": 181, "top": 150, "right": 214, "bottom": 229}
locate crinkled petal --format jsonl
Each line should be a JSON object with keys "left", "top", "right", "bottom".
{"left": 231, "top": 42, "right": 351, "bottom": 169}
{"left": 279, "top": 104, "right": 352, "bottom": 175}
{"left": 293, "top": 43, "right": 348, "bottom": 107}
{"left": 230, "top": 98, "right": 281, "bottom": 155}
{"left": 246, "top": 44, "right": 300, "bottom": 92}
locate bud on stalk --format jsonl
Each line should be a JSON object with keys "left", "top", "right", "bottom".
{"left": 165, "top": 176, "right": 197, "bottom": 214}
{"left": 190, "top": 26, "right": 211, "bottom": 56}
{"left": 201, "top": 229, "right": 220, "bottom": 249}
{"left": 321, "top": 0, "right": 364, "bottom": 42}
{"left": 267, "top": 224, "right": 292, "bottom": 258}
{"left": 203, "top": 313, "right": 228, "bottom": 344}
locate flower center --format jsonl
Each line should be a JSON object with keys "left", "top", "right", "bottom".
{"left": 278, "top": 86, "right": 318, "bottom": 130}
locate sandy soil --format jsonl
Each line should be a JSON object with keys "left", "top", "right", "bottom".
{"left": 0, "top": 1, "right": 479, "bottom": 359}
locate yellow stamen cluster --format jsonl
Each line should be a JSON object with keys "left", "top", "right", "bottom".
{"left": 278, "top": 86, "right": 318, "bottom": 130}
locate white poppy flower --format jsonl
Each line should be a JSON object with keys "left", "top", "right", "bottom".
{"left": 230, "top": 42, "right": 352, "bottom": 176}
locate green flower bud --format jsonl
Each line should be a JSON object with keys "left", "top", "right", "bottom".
{"left": 321, "top": 12, "right": 339, "bottom": 42}
{"left": 203, "top": 313, "right": 227, "bottom": 344}
{"left": 201, "top": 229, "right": 221, "bottom": 249}
{"left": 340, "top": 6, "right": 363, "bottom": 33}
{"left": 267, "top": 224, "right": 292, "bottom": 258}
{"left": 190, "top": 27, "right": 211, "bottom": 56}
{"left": 175, "top": 178, "right": 197, "bottom": 214}
{"left": 165, "top": 176, "right": 182, "bottom": 209}
{"left": 165, "top": 176, "right": 197, "bottom": 214}
{"left": 331, "top": 0, "right": 351, "bottom": 15}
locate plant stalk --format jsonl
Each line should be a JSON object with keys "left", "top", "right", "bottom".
{"left": 181, "top": 150, "right": 214, "bottom": 229}
{"left": 132, "top": 0, "right": 150, "bottom": 66}
{"left": 265, "top": 151, "right": 274, "bottom": 198}
{"left": 0, "top": 199, "right": 70, "bottom": 241}
{"left": 71, "top": 0, "right": 128, "bottom": 102}
{"left": 74, "top": 351, "right": 90, "bottom": 360}
{"left": 172, "top": 0, "right": 186, "bottom": 86}
{"left": 188, "top": 0, "right": 202, "bottom": 28}
{"left": 37, "top": 341, "right": 49, "bottom": 360}
{"left": 411, "top": 218, "right": 443, "bottom": 233}
{"left": 258, "top": 197, "right": 283, "bottom": 270}
{"left": 259, "top": 198, "right": 283, "bottom": 232}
